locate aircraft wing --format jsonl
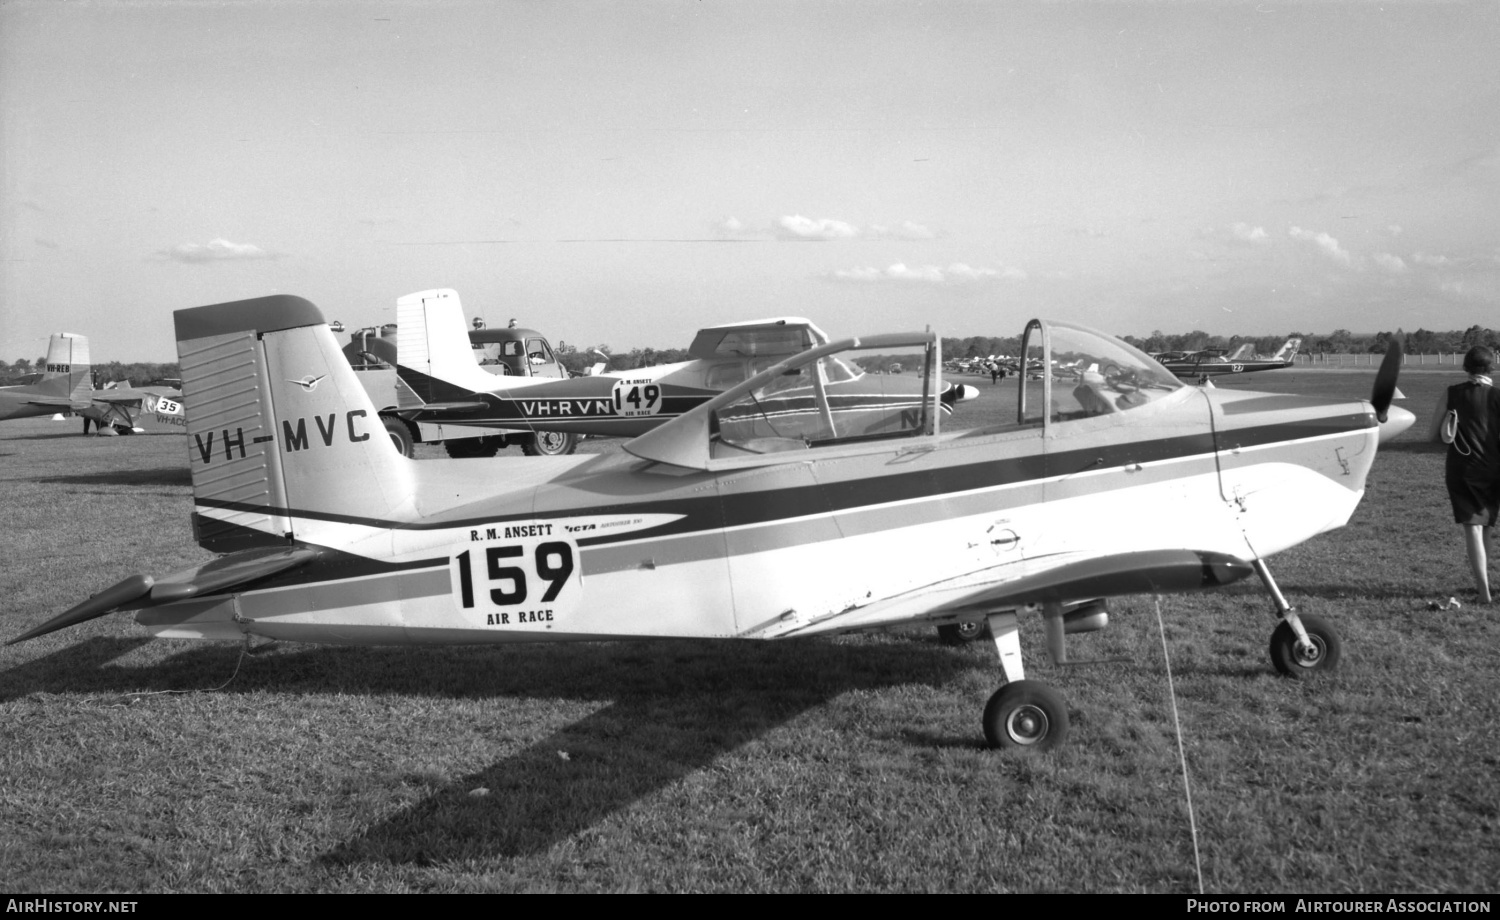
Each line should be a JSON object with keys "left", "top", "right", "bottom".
{"left": 6, "top": 546, "right": 321, "bottom": 645}
{"left": 21, "top": 398, "right": 87, "bottom": 409}
{"left": 754, "top": 549, "right": 1255, "bottom": 638}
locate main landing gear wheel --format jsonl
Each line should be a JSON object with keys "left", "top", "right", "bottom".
{"left": 521, "top": 431, "right": 578, "bottom": 457}
{"left": 983, "top": 680, "right": 1069, "bottom": 752}
{"left": 383, "top": 416, "right": 416, "bottom": 458}
{"left": 1269, "top": 614, "right": 1342, "bottom": 677}
{"left": 938, "top": 619, "right": 988, "bottom": 645}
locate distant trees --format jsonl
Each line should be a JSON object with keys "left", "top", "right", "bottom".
{"left": 1115, "top": 325, "right": 1497, "bottom": 358}
{"left": 1, "top": 357, "right": 182, "bottom": 385}
{"left": 7, "top": 322, "right": 1496, "bottom": 387}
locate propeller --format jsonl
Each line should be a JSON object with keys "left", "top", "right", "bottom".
{"left": 1371, "top": 337, "right": 1404, "bottom": 423}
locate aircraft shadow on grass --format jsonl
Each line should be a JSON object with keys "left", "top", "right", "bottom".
{"left": 2, "top": 634, "right": 972, "bottom": 862}
{"left": 4, "top": 431, "right": 84, "bottom": 442}
{"left": 34, "top": 468, "right": 192, "bottom": 488}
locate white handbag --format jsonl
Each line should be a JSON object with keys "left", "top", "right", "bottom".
{"left": 1441, "top": 409, "right": 1459, "bottom": 444}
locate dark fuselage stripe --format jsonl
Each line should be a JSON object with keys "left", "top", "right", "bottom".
{"left": 195, "top": 410, "right": 1373, "bottom": 544}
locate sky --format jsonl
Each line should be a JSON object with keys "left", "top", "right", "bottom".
{"left": 3, "top": 0, "right": 1497, "bottom": 363}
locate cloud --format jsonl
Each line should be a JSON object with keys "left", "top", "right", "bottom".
{"left": 865, "top": 221, "right": 937, "bottom": 240}
{"left": 164, "top": 237, "right": 278, "bottom": 263}
{"left": 713, "top": 216, "right": 747, "bottom": 237}
{"left": 829, "top": 262, "right": 1025, "bottom": 284}
{"left": 1230, "top": 222, "right": 1268, "bottom": 244}
{"left": 1372, "top": 252, "right": 1407, "bottom": 273}
{"left": 1413, "top": 251, "right": 1454, "bottom": 267}
{"left": 775, "top": 215, "right": 860, "bottom": 241}
{"left": 1387, "top": 224, "right": 1403, "bottom": 237}
{"left": 721, "top": 215, "right": 942, "bottom": 241}
{"left": 1289, "top": 226, "right": 1352, "bottom": 266}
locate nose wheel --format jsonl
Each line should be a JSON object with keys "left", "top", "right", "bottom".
{"left": 1269, "top": 613, "right": 1342, "bottom": 676}
{"left": 1252, "top": 558, "right": 1343, "bottom": 678}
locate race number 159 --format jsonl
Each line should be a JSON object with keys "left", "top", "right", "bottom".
{"left": 453, "top": 541, "right": 577, "bottom": 610}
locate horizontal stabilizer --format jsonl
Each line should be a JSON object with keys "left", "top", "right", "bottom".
{"left": 148, "top": 546, "right": 323, "bottom": 601}
{"left": 25, "top": 399, "right": 85, "bottom": 409}
{"left": 411, "top": 400, "right": 492, "bottom": 416}
{"left": 6, "top": 573, "right": 154, "bottom": 645}
{"left": 7, "top": 547, "right": 322, "bottom": 645}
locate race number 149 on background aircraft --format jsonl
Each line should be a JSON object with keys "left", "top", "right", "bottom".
{"left": 611, "top": 377, "right": 664, "bottom": 418}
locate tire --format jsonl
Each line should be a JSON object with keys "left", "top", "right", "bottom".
{"left": 1269, "top": 614, "right": 1342, "bottom": 677}
{"left": 937, "top": 619, "right": 988, "bottom": 645}
{"left": 521, "top": 431, "right": 578, "bottom": 457}
{"left": 382, "top": 416, "right": 416, "bottom": 458}
{"left": 444, "top": 436, "right": 504, "bottom": 459}
{"left": 983, "top": 680, "right": 1069, "bottom": 752}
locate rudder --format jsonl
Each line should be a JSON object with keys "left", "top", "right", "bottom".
{"left": 39, "top": 333, "right": 92, "bottom": 405}
{"left": 395, "top": 288, "right": 506, "bottom": 406}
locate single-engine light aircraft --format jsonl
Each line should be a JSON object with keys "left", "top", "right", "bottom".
{"left": 0, "top": 332, "right": 186, "bottom": 435}
{"left": 384, "top": 289, "right": 978, "bottom": 457}
{"left": 1156, "top": 337, "right": 1302, "bottom": 384}
{"left": 9, "top": 297, "right": 1414, "bottom": 752}
{"left": 0, "top": 333, "right": 92, "bottom": 423}
{"left": 80, "top": 382, "right": 187, "bottom": 435}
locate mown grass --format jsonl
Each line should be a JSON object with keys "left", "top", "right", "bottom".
{"left": 1, "top": 370, "right": 1496, "bottom": 893}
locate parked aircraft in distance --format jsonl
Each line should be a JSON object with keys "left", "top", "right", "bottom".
{"left": 9, "top": 297, "right": 1413, "bottom": 753}
{"left": 381, "top": 289, "right": 977, "bottom": 457}
{"left": 1155, "top": 337, "right": 1301, "bottom": 383}
{"left": 0, "top": 334, "right": 92, "bottom": 424}
{"left": 0, "top": 333, "right": 186, "bottom": 434}
{"left": 81, "top": 382, "right": 187, "bottom": 434}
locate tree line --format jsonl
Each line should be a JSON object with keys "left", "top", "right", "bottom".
{"left": 942, "top": 324, "right": 1498, "bottom": 360}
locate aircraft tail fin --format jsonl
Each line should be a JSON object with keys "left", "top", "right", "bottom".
{"left": 394, "top": 288, "right": 507, "bottom": 405}
{"left": 174, "top": 296, "right": 415, "bottom": 553}
{"left": 1274, "top": 337, "right": 1302, "bottom": 362}
{"left": 36, "top": 333, "right": 92, "bottom": 405}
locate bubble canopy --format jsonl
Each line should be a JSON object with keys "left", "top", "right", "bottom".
{"left": 623, "top": 321, "right": 1183, "bottom": 470}
{"left": 625, "top": 331, "right": 938, "bottom": 469}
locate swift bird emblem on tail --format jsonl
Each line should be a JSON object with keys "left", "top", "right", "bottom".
{"left": 288, "top": 374, "right": 327, "bottom": 391}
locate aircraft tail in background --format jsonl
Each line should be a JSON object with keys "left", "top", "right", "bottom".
{"left": 0, "top": 333, "right": 92, "bottom": 422}
{"left": 45, "top": 333, "right": 94, "bottom": 405}
{"left": 1273, "top": 337, "right": 1302, "bottom": 362}
{"left": 394, "top": 288, "right": 547, "bottom": 406}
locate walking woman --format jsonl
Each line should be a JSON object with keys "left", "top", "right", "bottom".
{"left": 1434, "top": 346, "right": 1500, "bottom": 603}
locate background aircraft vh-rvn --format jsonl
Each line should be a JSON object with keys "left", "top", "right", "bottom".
{"left": 9, "top": 297, "right": 1412, "bottom": 752}
{"left": 364, "top": 288, "right": 976, "bottom": 458}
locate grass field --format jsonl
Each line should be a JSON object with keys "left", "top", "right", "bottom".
{"left": 1, "top": 368, "right": 1496, "bottom": 893}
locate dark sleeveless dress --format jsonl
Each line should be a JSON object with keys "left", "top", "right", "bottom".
{"left": 1444, "top": 381, "right": 1500, "bottom": 526}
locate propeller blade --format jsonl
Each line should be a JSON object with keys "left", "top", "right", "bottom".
{"left": 1371, "top": 337, "right": 1404, "bottom": 423}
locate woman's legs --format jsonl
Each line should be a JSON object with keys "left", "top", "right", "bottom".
{"left": 1464, "top": 524, "right": 1492, "bottom": 603}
